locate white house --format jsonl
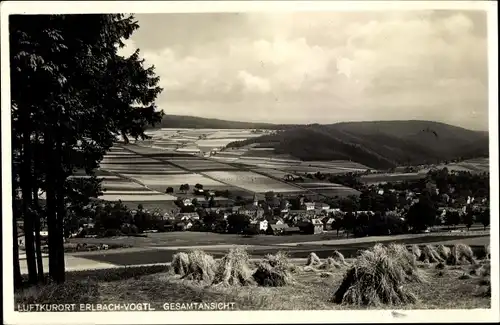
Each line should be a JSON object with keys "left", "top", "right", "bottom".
{"left": 302, "top": 202, "right": 316, "bottom": 211}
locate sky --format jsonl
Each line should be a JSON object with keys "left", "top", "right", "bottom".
{"left": 120, "top": 10, "right": 489, "bottom": 131}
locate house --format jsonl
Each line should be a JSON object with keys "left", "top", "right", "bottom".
{"left": 236, "top": 204, "right": 265, "bottom": 219}
{"left": 163, "top": 212, "right": 176, "bottom": 221}
{"left": 301, "top": 202, "right": 316, "bottom": 211}
{"left": 249, "top": 219, "right": 268, "bottom": 232}
{"left": 324, "top": 218, "right": 336, "bottom": 230}
{"left": 267, "top": 223, "right": 289, "bottom": 235}
{"left": 298, "top": 219, "right": 324, "bottom": 234}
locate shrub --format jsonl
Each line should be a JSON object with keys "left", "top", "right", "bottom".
{"left": 171, "top": 252, "right": 190, "bottom": 276}
{"left": 332, "top": 244, "right": 426, "bottom": 306}
{"left": 213, "top": 247, "right": 255, "bottom": 286}
{"left": 447, "top": 244, "right": 476, "bottom": 265}
{"left": 183, "top": 250, "right": 216, "bottom": 282}
{"left": 306, "top": 252, "right": 321, "bottom": 267}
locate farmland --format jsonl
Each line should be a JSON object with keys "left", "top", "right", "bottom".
{"left": 93, "top": 128, "right": 489, "bottom": 207}
{"left": 94, "top": 128, "right": 369, "bottom": 201}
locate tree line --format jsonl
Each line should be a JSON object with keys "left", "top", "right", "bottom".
{"left": 10, "top": 14, "right": 163, "bottom": 287}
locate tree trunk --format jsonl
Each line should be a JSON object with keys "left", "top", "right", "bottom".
{"left": 54, "top": 135, "right": 66, "bottom": 283}
{"left": 44, "top": 130, "right": 58, "bottom": 281}
{"left": 21, "top": 122, "right": 37, "bottom": 284}
{"left": 12, "top": 212, "right": 22, "bottom": 289}
{"left": 33, "top": 186, "right": 45, "bottom": 282}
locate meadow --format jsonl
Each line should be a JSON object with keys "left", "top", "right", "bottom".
{"left": 16, "top": 243, "right": 491, "bottom": 311}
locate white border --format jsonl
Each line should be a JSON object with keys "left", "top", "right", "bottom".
{"left": 1, "top": 1, "right": 498, "bottom": 324}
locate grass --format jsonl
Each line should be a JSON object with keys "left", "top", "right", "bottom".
{"left": 67, "top": 228, "right": 490, "bottom": 249}
{"left": 15, "top": 253, "right": 491, "bottom": 311}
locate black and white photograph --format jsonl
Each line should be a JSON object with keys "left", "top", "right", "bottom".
{"left": 1, "top": 1, "right": 498, "bottom": 324}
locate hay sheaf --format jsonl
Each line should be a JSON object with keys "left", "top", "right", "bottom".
{"left": 213, "top": 247, "right": 255, "bottom": 286}
{"left": 419, "top": 245, "right": 444, "bottom": 263}
{"left": 436, "top": 245, "right": 452, "bottom": 261}
{"left": 266, "top": 251, "right": 298, "bottom": 273}
{"left": 332, "top": 250, "right": 348, "bottom": 265}
{"left": 333, "top": 244, "right": 426, "bottom": 306}
{"left": 410, "top": 245, "right": 422, "bottom": 260}
{"left": 171, "top": 252, "right": 190, "bottom": 276}
{"left": 319, "top": 257, "right": 342, "bottom": 270}
{"left": 306, "top": 252, "right": 322, "bottom": 267}
{"left": 253, "top": 253, "right": 294, "bottom": 287}
{"left": 447, "top": 244, "right": 476, "bottom": 265}
{"left": 484, "top": 245, "right": 490, "bottom": 260}
{"left": 183, "top": 250, "right": 216, "bottom": 282}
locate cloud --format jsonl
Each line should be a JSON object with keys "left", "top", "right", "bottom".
{"left": 121, "top": 10, "right": 488, "bottom": 130}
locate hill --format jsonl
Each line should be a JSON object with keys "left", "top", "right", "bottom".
{"left": 225, "top": 120, "right": 489, "bottom": 169}
{"left": 151, "top": 114, "right": 297, "bottom": 130}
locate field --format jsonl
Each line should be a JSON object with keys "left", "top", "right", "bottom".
{"left": 93, "top": 129, "right": 489, "bottom": 208}
{"left": 360, "top": 172, "right": 426, "bottom": 184}
{"left": 203, "top": 171, "right": 303, "bottom": 193}
{"left": 16, "top": 242, "right": 491, "bottom": 311}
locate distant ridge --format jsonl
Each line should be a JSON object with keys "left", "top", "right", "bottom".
{"left": 151, "top": 114, "right": 297, "bottom": 130}
{"left": 224, "top": 120, "right": 489, "bottom": 170}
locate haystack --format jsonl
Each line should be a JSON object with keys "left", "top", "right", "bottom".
{"left": 331, "top": 250, "right": 348, "bottom": 265}
{"left": 171, "top": 252, "right": 190, "bottom": 276}
{"left": 183, "top": 250, "right": 216, "bottom": 282}
{"left": 306, "top": 252, "right": 322, "bottom": 267}
{"left": 436, "top": 245, "right": 451, "bottom": 261}
{"left": 484, "top": 245, "right": 490, "bottom": 260}
{"left": 266, "top": 251, "right": 297, "bottom": 273}
{"left": 410, "top": 245, "right": 422, "bottom": 260}
{"left": 319, "top": 257, "right": 342, "bottom": 270}
{"left": 213, "top": 247, "right": 255, "bottom": 286}
{"left": 253, "top": 254, "right": 294, "bottom": 287}
{"left": 419, "top": 245, "right": 443, "bottom": 263}
{"left": 469, "top": 262, "right": 490, "bottom": 277}
{"left": 447, "top": 244, "right": 476, "bottom": 265}
{"left": 333, "top": 244, "right": 426, "bottom": 306}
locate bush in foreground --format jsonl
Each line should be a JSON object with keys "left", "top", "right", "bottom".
{"left": 213, "top": 247, "right": 255, "bottom": 286}
{"left": 333, "top": 244, "right": 426, "bottom": 306}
